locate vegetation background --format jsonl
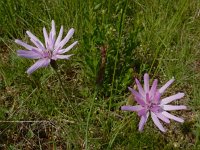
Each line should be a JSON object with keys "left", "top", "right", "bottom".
{"left": 0, "top": 0, "right": 200, "bottom": 149}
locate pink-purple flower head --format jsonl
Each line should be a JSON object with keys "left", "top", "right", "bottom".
{"left": 15, "top": 20, "right": 78, "bottom": 74}
{"left": 121, "top": 73, "right": 187, "bottom": 132}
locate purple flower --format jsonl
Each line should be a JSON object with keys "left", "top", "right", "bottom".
{"left": 121, "top": 73, "right": 187, "bottom": 132}
{"left": 15, "top": 20, "right": 78, "bottom": 74}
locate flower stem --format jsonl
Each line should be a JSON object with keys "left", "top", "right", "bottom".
{"left": 53, "top": 67, "right": 68, "bottom": 98}
{"left": 52, "top": 65, "right": 78, "bottom": 120}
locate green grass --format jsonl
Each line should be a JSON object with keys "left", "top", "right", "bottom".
{"left": 0, "top": 0, "right": 200, "bottom": 149}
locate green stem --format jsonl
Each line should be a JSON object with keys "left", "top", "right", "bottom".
{"left": 52, "top": 67, "right": 78, "bottom": 121}
{"left": 85, "top": 90, "right": 97, "bottom": 149}
{"left": 109, "top": 0, "right": 128, "bottom": 110}
{"left": 53, "top": 67, "right": 68, "bottom": 98}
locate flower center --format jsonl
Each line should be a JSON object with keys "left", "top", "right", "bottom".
{"left": 144, "top": 93, "right": 161, "bottom": 113}
{"left": 147, "top": 102, "right": 154, "bottom": 109}
{"left": 43, "top": 49, "right": 52, "bottom": 59}
{"left": 147, "top": 102, "right": 162, "bottom": 113}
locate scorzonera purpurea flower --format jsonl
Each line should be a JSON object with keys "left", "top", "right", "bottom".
{"left": 121, "top": 73, "right": 187, "bottom": 132}
{"left": 15, "top": 20, "right": 78, "bottom": 74}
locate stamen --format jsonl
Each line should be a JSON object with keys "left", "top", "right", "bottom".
{"left": 43, "top": 49, "right": 52, "bottom": 58}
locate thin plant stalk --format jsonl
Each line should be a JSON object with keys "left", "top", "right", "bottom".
{"left": 51, "top": 63, "right": 78, "bottom": 120}
{"left": 53, "top": 67, "right": 69, "bottom": 99}
{"left": 109, "top": 0, "right": 128, "bottom": 110}
{"left": 85, "top": 90, "right": 97, "bottom": 149}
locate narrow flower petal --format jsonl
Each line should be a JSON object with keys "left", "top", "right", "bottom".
{"left": 56, "top": 41, "right": 78, "bottom": 54}
{"left": 121, "top": 105, "right": 142, "bottom": 112}
{"left": 26, "top": 31, "right": 45, "bottom": 49}
{"left": 52, "top": 54, "right": 73, "bottom": 60}
{"left": 17, "top": 50, "right": 42, "bottom": 59}
{"left": 151, "top": 106, "right": 161, "bottom": 112}
{"left": 160, "top": 93, "right": 185, "bottom": 105}
{"left": 149, "top": 79, "right": 158, "bottom": 99}
{"left": 30, "top": 38, "right": 45, "bottom": 51}
{"left": 162, "top": 105, "right": 187, "bottom": 111}
{"left": 162, "top": 111, "right": 184, "bottom": 123}
{"left": 156, "top": 113, "right": 170, "bottom": 124}
{"left": 128, "top": 87, "right": 146, "bottom": 105}
{"left": 27, "top": 58, "right": 50, "bottom": 74}
{"left": 56, "top": 28, "right": 75, "bottom": 49}
{"left": 51, "top": 20, "right": 56, "bottom": 40}
{"left": 48, "top": 20, "right": 56, "bottom": 49}
{"left": 43, "top": 27, "right": 49, "bottom": 48}
{"left": 139, "top": 112, "right": 149, "bottom": 131}
{"left": 138, "top": 109, "right": 147, "bottom": 116}
{"left": 159, "top": 78, "right": 175, "bottom": 94}
{"left": 146, "top": 93, "right": 150, "bottom": 104}
{"left": 135, "top": 78, "right": 145, "bottom": 97}
{"left": 139, "top": 116, "right": 146, "bottom": 131}
{"left": 132, "top": 95, "right": 146, "bottom": 106}
{"left": 55, "top": 26, "right": 63, "bottom": 48}
{"left": 151, "top": 112, "right": 166, "bottom": 132}
{"left": 144, "top": 73, "right": 149, "bottom": 93}
{"left": 154, "top": 91, "right": 161, "bottom": 104}
{"left": 15, "top": 39, "right": 36, "bottom": 50}
{"left": 128, "top": 87, "right": 143, "bottom": 99}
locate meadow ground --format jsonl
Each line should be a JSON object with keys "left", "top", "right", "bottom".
{"left": 0, "top": 0, "right": 200, "bottom": 149}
